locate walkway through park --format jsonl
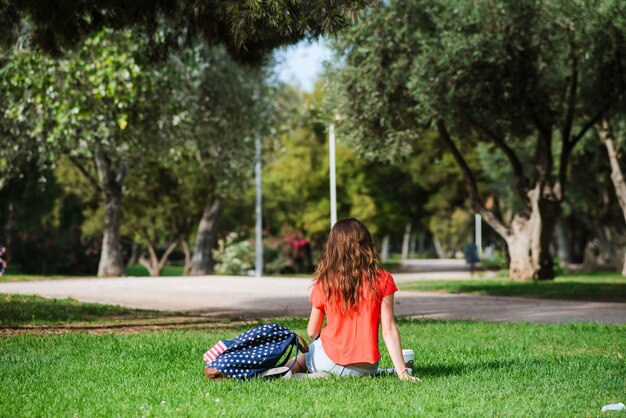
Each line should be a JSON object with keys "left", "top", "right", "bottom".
{"left": 0, "top": 273, "right": 624, "bottom": 324}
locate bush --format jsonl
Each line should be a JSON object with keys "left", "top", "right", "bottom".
{"left": 9, "top": 229, "right": 99, "bottom": 275}
{"left": 263, "top": 232, "right": 313, "bottom": 275}
{"left": 212, "top": 233, "right": 255, "bottom": 275}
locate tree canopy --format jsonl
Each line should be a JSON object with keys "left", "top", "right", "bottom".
{"left": 0, "top": 1, "right": 374, "bottom": 63}
{"left": 329, "top": 0, "right": 626, "bottom": 280}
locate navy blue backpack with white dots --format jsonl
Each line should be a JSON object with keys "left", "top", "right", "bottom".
{"left": 203, "top": 323, "right": 307, "bottom": 380}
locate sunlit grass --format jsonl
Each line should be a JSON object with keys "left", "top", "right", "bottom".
{"left": 398, "top": 273, "right": 626, "bottom": 302}
{"left": 1, "top": 318, "right": 624, "bottom": 417}
{"left": 0, "top": 264, "right": 186, "bottom": 281}
{"left": 0, "top": 274, "right": 75, "bottom": 282}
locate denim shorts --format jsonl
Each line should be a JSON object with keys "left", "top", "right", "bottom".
{"left": 305, "top": 339, "right": 379, "bottom": 377}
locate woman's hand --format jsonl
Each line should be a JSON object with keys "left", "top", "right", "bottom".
{"left": 397, "top": 368, "right": 421, "bottom": 382}
{"left": 381, "top": 294, "right": 421, "bottom": 382}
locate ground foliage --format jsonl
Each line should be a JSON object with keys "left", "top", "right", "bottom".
{"left": 399, "top": 273, "right": 626, "bottom": 303}
{"left": 0, "top": 318, "right": 624, "bottom": 417}
{"left": 0, "top": 294, "right": 151, "bottom": 326}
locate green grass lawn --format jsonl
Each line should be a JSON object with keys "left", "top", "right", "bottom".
{"left": 1, "top": 319, "right": 624, "bottom": 417}
{"left": 0, "top": 273, "right": 75, "bottom": 282}
{"left": 125, "top": 263, "right": 185, "bottom": 277}
{"left": 399, "top": 273, "right": 626, "bottom": 303}
{"left": 0, "top": 294, "right": 177, "bottom": 326}
{"left": 0, "top": 264, "right": 185, "bottom": 282}
{"left": 1, "top": 294, "right": 625, "bottom": 416}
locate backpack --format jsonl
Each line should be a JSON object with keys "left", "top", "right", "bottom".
{"left": 203, "top": 323, "right": 308, "bottom": 380}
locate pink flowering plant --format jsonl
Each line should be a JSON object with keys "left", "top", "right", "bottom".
{"left": 264, "top": 230, "right": 313, "bottom": 274}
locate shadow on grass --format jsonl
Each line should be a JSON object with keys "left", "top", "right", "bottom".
{"left": 125, "top": 264, "right": 184, "bottom": 277}
{"left": 401, "top": 276, "right": 626, "bottom": 303}
{"left": 414, "top": 358, "right": 541, "bottom": 378}
{"left": 451, "top": 282, "right": 626, "bottom": 303}
{"left": 0, "top": 294, "right": 168, "bottom": 326}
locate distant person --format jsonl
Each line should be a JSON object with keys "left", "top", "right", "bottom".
{"left": 0, "top": 246, "right": 7, "bottom": 276}
{"left": 286, "top": 218, "right": 418, "bottom": 381}
{"left": 463, "top": 242, "right": 480, "bottom": 276}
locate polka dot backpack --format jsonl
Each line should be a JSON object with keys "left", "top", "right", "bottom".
{"left": 203, "top": 323, "right": 308, "bottom": 380}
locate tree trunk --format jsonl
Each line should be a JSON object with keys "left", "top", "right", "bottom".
{"left": 401, "top": 223, "right": 411, "bottom": 260}
{"left": 139, "top": 241, "right": 177, "bottom": 277}
{"left": 380, "top": 234, "right": 390, "bottom": 262}
{"left": 417, "top": 233, "right": 425, "bottom": 254}
{"left": 138, "top": 252, "right": 156, "bottom": 276}
{"left": 127, "top": 242, "right": 139, "bottom": 265}
{"left": 582, "top": 240, "right": 597, "bottom": 273}
{"left": 409, "top": 232, "right": 416, "bottom": 256}
{"left": 94, "top": 143, "right": 125, "bottom": 277}
{"left": 555, "top": 220, "right": 570, "bottom": 265}
{"left": 596, "top": 227, "right": 616, "bottom": 266}
{"left": 435, "top": 119, "right": 563, "bottom": 281}
{"left": 433, "top": 238, "right": 444, "bottom": 259}
{"left": 597, "top": 120, "right": 626, "bottom": 276}
{"left": 181, "top": 239, "right": 192, "bottom": 276}
{"left": 502, "top": 184, "right": 560, "bottom": 281}
{"left": 190, "top": 197, "right": 225, "bottom": 275}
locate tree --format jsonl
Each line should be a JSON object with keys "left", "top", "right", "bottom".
{"left": 2, "top": 30, "right": 160, "bottom": 276}
{"left": 263, "top": 84, "right": 394, "bottom": 246}
{"left": 54, "top": 30, "right": 161, "bottom": 276}
{"left": 0, "top": 42, "right": 57, "bottom": 246}
{"left": 1, "top": 1, "right": 379, "bottom": 275}
{"left": 596, "top": 119, "right": 626, "bottom": 275}
{"left": 0, "top": 1, "right": 374, "bottom": 63}
{"left": 262, "top": 83, "right": 472, "bottom": 258}
{"left": 3, "top": 33, "right": 283, "bottom": 276}
{"left": 165, "top": 44, "right": 280, "bottom": 275}
{"left": 123, "top": 152, "right": 202, "bottom": 277}
{"left": 330, "top": 0, "right": 626, "bottom": 280}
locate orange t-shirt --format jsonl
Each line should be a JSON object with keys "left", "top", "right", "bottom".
{"left": 309, "top": 269, "right": 398, "bottom": 365}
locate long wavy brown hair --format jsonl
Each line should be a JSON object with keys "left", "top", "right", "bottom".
{"left": 314, "top": 218, "right": 380, "bottom": 314}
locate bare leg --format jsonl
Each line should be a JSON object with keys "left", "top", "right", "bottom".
{"left": 286, "top": 353, "right": 307, "bottom": 373}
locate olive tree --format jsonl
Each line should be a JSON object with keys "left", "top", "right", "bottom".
{"left": 167, "top": 44, "right": 280, "bottom": 275}
{"left": 330, "top": 0, "right": 626, "bottom": 280}
{"left": 0, "top": 1, "right": 375, "bottom": 62}
{"left": 2, "top": 30, "right": 157, "bottom": 276}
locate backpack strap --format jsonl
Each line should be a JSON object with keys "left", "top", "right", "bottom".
{"left": 296, "top": 335, "right": 309, "bottom": 353}
{"left": 283, "top": 333, "right": 309, "bottom": 371}
{"left": 279, "top": 337, "right": 298, "bottom": 368}
{"left": 204, "top": 367, "right": 228, "bottom": 379}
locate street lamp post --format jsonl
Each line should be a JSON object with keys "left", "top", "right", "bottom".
{"left": 475, "top": 213, "right": 482, "bottom": 257}
{"left": 255, "top": 136, "right": 263, "bottom": 277}
{"left": 329, "top": 123, "right": 337, "bottom": 228}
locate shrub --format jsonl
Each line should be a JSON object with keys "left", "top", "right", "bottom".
{"left": 212, "top": 233, "right": 255, "bottom": 275}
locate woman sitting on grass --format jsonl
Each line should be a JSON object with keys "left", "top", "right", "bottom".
{"left": 290, "top": 218, "right": 418, "bottom": 381}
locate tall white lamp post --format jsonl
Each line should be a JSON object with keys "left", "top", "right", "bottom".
{"left": 475, "top": 213, "right": 482, "bottom": 256}
{"left": 329, "top": 123, "right": 337, "bottom": 228}
{"left": 255, "top": 136, "right": 263, "bottom": 277}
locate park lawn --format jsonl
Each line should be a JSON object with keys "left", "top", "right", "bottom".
{"left": 125, "top": 264, "right": 185, "bottom": 277}
{"left": 1, "top": 316, "right": 625, "bottom": 417}
{"left": 398, "top": 273, "right": 626, "bottom": 303}
{"left": 0, "top": 273, "right": 75, "bottom": 282}
{"left": 0, "top": 264, "right": 185, "bottom": 282}
{"left": 0, "top": 294, "right": 181, "bottom": 326}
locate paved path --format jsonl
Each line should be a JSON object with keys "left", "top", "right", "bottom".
{"left": 0, "top": 275, "right": 624, "bottom": 324}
